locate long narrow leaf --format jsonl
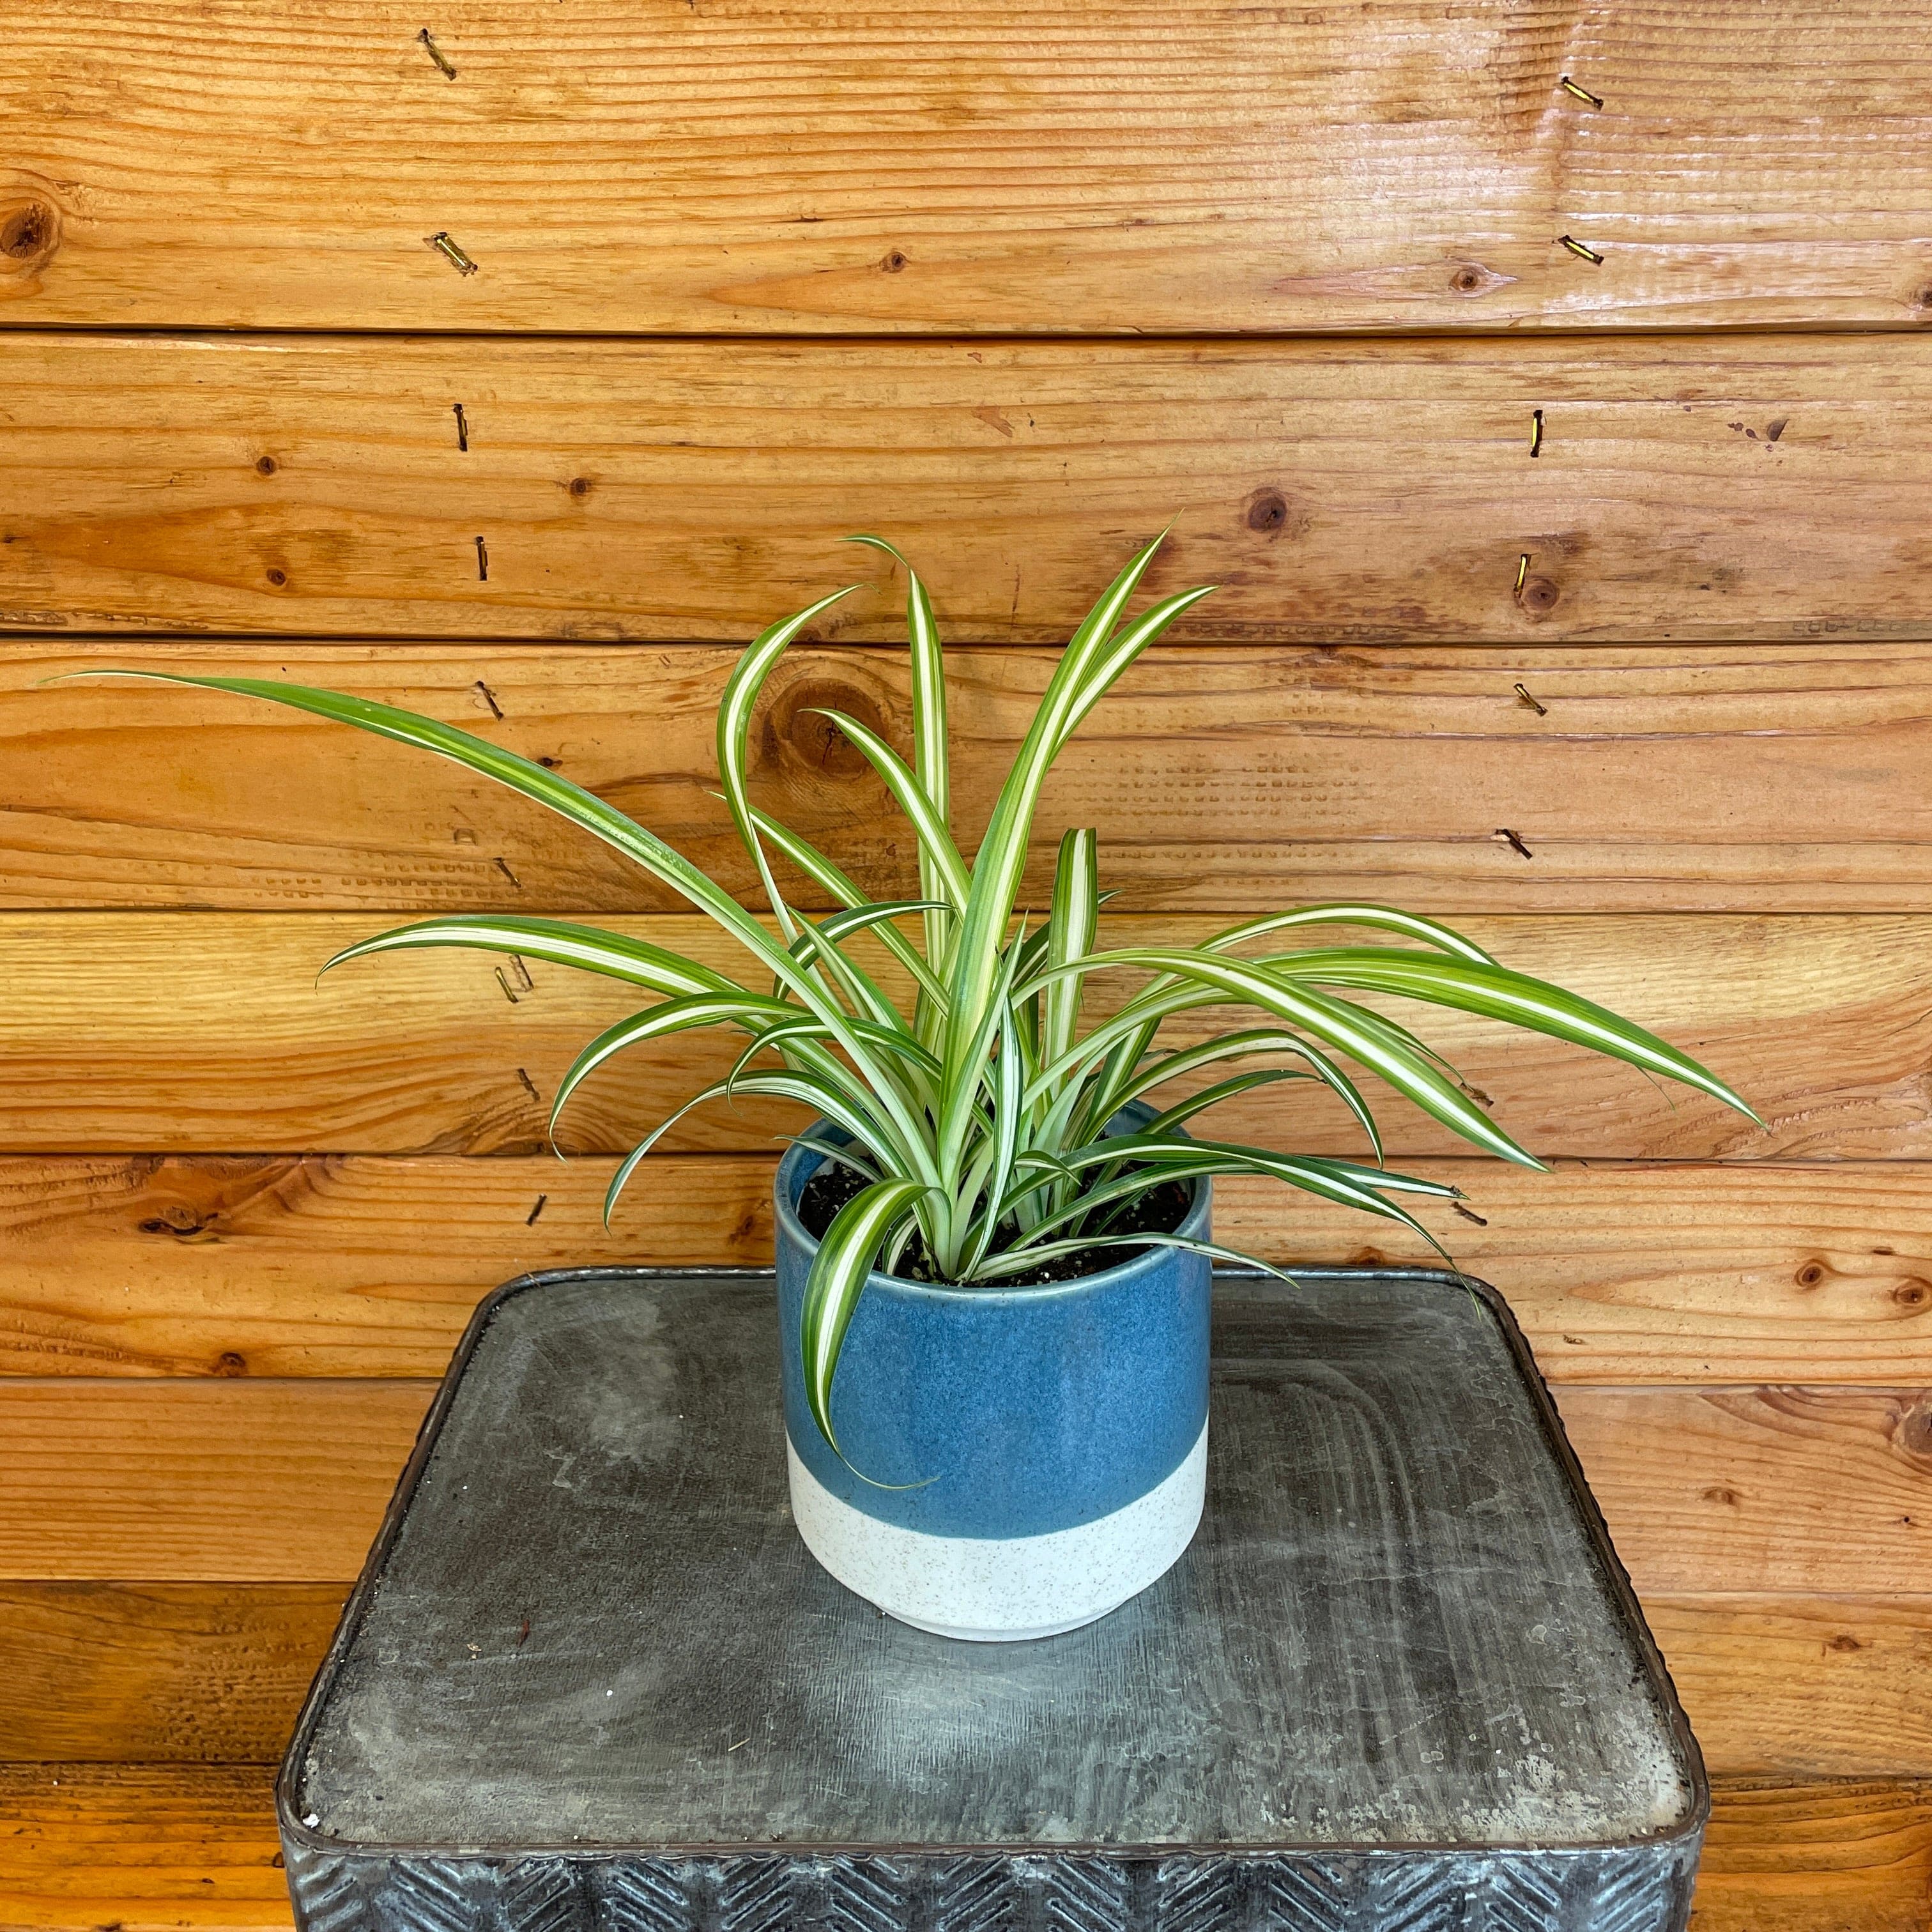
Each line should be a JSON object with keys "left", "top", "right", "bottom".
{"left": 1201, "top": 903, "right": 1498, "bottom": 965}
{"left": 971, "top": 1231, "right": 1294, "bottom": 1282}
{"left": 1042, "top": 829, "right": 1098, "bottom": 1075}
{"left": 321, "top": 916, "right": 739, "bottom": 997}
{"left": 74, "top": 670, "right": 934, "bottom": 1154}
{"left": 1270, "top": 949, "right": 1763, "bottom": 1122}
{"left": 551, "top": 992, "right": 795, "bottom": 1144}
{"left": 716, "top": 584, "right": 862, "bottom": 943}
{"left": 1100, "top": 1027, "right": 1383, "bottom": 1162}
{"left": 944, "top": 538, "right": 1209, "bottom": 1098}
{"left": 807, "top": 706, "right": 970, "bottom": 906}
{"left": 1034, "top": 948, "right": 1542, "bottom": 1167}
{"left": 743, "top": 802, "right": 950, "bottom": 1012}
{"left": 845, "top": 535, "right": 954, "bottom": 992}
{"left": 801, "top": 1177, "right": 933, "bottom": 1452}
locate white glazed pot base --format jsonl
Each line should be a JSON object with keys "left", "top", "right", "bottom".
{"left": 786, "top": 1423, "right": 1208, "bottom": 1642}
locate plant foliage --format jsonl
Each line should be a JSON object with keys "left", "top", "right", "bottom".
{"left": 84, "top": 533, "right": 1759, "bottom": 1453}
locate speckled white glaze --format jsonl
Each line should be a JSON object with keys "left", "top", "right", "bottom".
{"left": 786, "top": 1420, "right": 1208, "bottom": 1641}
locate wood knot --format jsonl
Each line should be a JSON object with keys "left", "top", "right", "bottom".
{"left": 255, "top": 456, "right": 279, "bottom": 477}
{"left": 1701, "top": 1485, "right": 1740, "bottom": 1506}
{"left": 1826, "top": 1633, "right": 1862, "bottom": 1653}
{"left": 1244, "top": 487, "right": 1305, "bottom": 540}
{"left": 763, "top": 677, "right": 891, "bottom": 781}
{"left": 1893, "top": 1280, "right": 1928, "bottom": 1310}
{"left": 265, "top": 567, "right": 288, "bottom": 587}
{"left": 213, "top": 1351, "right": 249, "bottom": 1377}
{"left": 881, "top": 250, "right": 908, "bottom": 273}
{"left": 0, "top": 201, "right": 57, "bottom": 266}
{"left": 1447, "top": 261, "right": 1507, "bottom": 298}
{"left": 1246, "top": 489, "right": 1287, "bottom": 533}
{"left": 567, "top": 476, "right": 593, "bottom": 498}
{"left": 1517, "top": 574, "right": 1561, "bottom": 618}
{"left": 139, "top": 1203, "right": 208, "bottom": 1238}
{"left": 1795, "top": 1259, "right": 1828, "bottom": 1289}
{"left": 1896, "top": 1394, "right": 1932, "bottom": 1459}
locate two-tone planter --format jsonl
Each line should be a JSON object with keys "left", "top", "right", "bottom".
{"left": 774, "top": 1129, "right": 1211, "bottom": 1642}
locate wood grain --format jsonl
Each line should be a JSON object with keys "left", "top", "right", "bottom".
{"left": 1691, "top": 1780, "right": 1932, "bottom": 1932}
{"left": 0, "top": 1379, "right": 435, "bottom": 1581}
{"left": 1555, "top": 1387, "right": 1932, "bottom": 1596}
{"left": 1652, "top": 1596, "right": 1932, "bottom": 1782}
{"left": 0, "top": 1583, "right": 346, "bottom": 1763}
{"left": 7, "top": 334, "right": 1932, "bottom": 643}
{"left": 22, "top": 638, "right": 1932, "bottom": 915}
{"left": 4, "top": 1768, "right": 1924, "bottom": 1932}
{"left": 0, "top": 908, "right": 1909, "bottom": 1160}
{"left": 0, "top": 1763, "right": 291, "bottom": 1931}
{"left": 5, "top": 1154, "right": 1932, "bottom": 1384}
{"left": 0, "top": 1377, "right": 1923, "bottom": 1586}
{"left": 1, "top": 1578, "right": 1920, "bottom": 1778}
{"left": 8, "top": 4, "right": 1932, "bottom": 334}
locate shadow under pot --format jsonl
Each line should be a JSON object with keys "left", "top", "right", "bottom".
{"left": 773, "top": 1121, "right": 1211, "bottom": 1642}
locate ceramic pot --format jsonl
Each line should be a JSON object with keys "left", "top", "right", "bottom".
{"left": 773, "top": 1123, "right": 1211, "bottom": 1642}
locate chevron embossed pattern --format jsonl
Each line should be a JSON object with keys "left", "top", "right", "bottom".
{"left": 284, "top": 1848, "right": 367, "bottom": 1932}
{"left": 592, "top": 1860, "right": 693, "bottom": 1932}
{"left": 916, "top": 1856, "right": 1017, "bottom": 1932}
{"left": 279, "top": 1844, "right": 1693, "bottom": 1931}
{"left": 1149, "top": 1858, "right": 1242, "bottom": 1932}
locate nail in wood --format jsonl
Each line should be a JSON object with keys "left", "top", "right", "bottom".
{"left": 1558, "top": 235, "right": 1605, "bottom": 264}
{"left": 425, "top": 231, "right": 479, "bottom": 275}
{"left": 1494, "top": 827, "right": 1535, "bottom": 860}
{"left": 1529, "top": 409, "right": 1544, "bottom": 457}
{"left": 418, "top": 27, "right": 458, "bottom": 78}
{"left": 1559, "top": 75, "right": 1604, "bottom": 108}
{"left": 1514, "top": 682, "right": 1548, "bottom": 717}
{"left": 453, "top": 403, "right": 470, "bottom": 451}
{"left": 475, "top": 536, "right": 489, "bottom": 581}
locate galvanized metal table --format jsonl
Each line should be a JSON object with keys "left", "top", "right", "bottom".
{"left": 279, "top": 1267, "right": 1705, "bottom": 1932}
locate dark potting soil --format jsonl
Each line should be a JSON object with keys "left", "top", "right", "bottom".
{"left": 796, "top": 1158, "right": 1193, "bottom": 1287}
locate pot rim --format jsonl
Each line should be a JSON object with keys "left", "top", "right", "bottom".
{"left": 773, "top": 1113, "right": 1212, "bottom": 1308}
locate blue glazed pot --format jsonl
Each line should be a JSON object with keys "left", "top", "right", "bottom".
{"left": 774, "top": 1122, "right": 1211, "bottom": 1641}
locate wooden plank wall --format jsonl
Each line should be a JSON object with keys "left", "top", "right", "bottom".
{"left": 6, "top": 5, "right": 1932, "bottom": 1926}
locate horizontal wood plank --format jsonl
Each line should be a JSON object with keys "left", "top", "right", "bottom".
{"left": 3, "top": 1579, "right": 1922, "bottom": 1779}
{"left": 1652, "top": 1596, "right": 1932, "bottom": 1782}
{"left": 1554, "top": 1386, "right": 1932, "bottom": 1595}
{"left": 0, "top": 1764, "right": 290, "bottom": 1931}
{"left": 0, "top": 1379, "right": 435, "bottom": 1580}
{"left": 0, "top": 1583, "right": 346, "bottom": 1764}
{"left": 9, "top": 5, "right": 1932, "bottom": 334}
{"left": 21, "top": 638, "right": 1932, "bottom": 914}
{"left": 0, "top": 909, "right": 1910, "bottom": 1160}
{"left": 1691, "top": 1779, "right": 1932, "bottom": 1932}
{"left": 6, "top": 1154, "right": 1932, "bottom": 1384}
{"left": 2, "top": 1767, "right": 1926, "bottom": 1932}
{"left": 7, "top": 335, "right": 1932, "bottom": 643}
{"left": 1, "top": 1377, "right": 1924, "bottom": 1586}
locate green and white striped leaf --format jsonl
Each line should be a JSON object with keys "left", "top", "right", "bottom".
{"left": 801, "top": 1177, "right": 934, "bottom": 1452}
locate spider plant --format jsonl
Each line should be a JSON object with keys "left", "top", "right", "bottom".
{"left": 85, "top": 532, "right": 1758, "bottom": 1452}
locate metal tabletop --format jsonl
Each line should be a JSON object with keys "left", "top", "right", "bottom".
{"left": 280, "top": 1266, "right": 1703, "bottom": 1932}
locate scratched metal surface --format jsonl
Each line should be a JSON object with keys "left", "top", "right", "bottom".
{"left": 280, "top": 1266, "right": 1702, "bottom": 1930}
